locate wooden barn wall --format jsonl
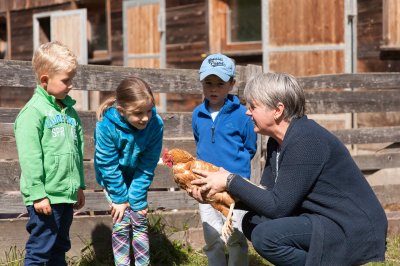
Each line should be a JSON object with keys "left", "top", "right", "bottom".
{"left": 109, "top": 0, "right": 123, "bottom": 66}
{"left": 166, "top": 1, "right": 207, "bottom": 69}
{"left": 270, "top": 51, "right": 345, "bottom": 76}
{"left": 0, "top": 0, "right": 71, "bottom": 12}
{"left": 0, "top": 3, "right": 72, "bottom": 108}
{"left": 269, "top": 0, "right": 344, "bottom": 46}
{"left": 268, "top": 0, "right": 345, "bottom": 76}
{"left": 356, "top": 0, "right": 400, "bottom": 140}
{"left": 357, "top": 0, "right": 400, "bottom": 72}
{"left": 9, "top": 3, "right": 72, "bottom": 61}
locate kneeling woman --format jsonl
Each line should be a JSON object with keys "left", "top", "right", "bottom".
{"left": 191, "top": 72, "right": 387, "bottom": 266}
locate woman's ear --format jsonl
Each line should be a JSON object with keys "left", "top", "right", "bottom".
{"left": 39, "top": 75, "right": 49, "bottom": 88}
{"left": 274, "top": 102, "right": 285, "bottom": 120}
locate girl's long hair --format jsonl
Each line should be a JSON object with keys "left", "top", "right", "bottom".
{"left": 96, "top": 77, "right": 155, "bottom": 121}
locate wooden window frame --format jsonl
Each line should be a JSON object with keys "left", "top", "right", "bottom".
{"left": 381, "top": 0, "right": 400, "bottom": 51}
{"left": 208, "top": 0, "right": 262, "bottom": 55}
{"left": 0, "top": 11, "right": 11, "bottom": 59}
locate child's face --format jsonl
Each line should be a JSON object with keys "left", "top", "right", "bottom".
{"left": 42, "top": 71, "right": 75, "bottom": 100}
{"left": 201, "top": 75, "right": 234, "bottom": 110}
{"left": 117, "top": 100, "right": 154, "bottom": 130}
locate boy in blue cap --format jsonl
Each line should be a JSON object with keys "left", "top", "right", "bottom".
{"left": 192, "top": 53, "right": 257, "bottom": 265}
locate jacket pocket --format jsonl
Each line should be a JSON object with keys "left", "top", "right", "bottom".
{"left": 44, "top": 154, "right": 71, "bottom": 193}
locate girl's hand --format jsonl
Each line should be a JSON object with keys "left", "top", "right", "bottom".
{"left": 33, "top": 197, "right": 52, "bottom": 215}
{"left": 74, "top": 189, "right": 85, "bottom": 210}
{"left": 111, "top": 202, "right": 130, "bottom": 224}
{"left": 191, "top": 168, "right": 231, "bottom": 199}
{"left": 138, "top": 207, "right": 148, "bottom": 217}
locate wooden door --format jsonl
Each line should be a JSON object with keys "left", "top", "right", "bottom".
{"left": 262, "top": 0, "right": 354, "bottom": 76}
{"left": 261, "top": 0, "right": 357, "bottom": 141}
{"left": 33, "top": 9, "right": 89, "bottom": 110}
{"left": 123, "top": 0, "right": 166, "bottom": 111}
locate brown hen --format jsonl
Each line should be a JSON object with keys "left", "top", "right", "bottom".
{"left": 162, "top": 148, "right": 235, "bottom": 239}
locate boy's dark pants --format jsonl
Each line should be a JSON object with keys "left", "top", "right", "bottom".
{"left": 24, "top": 203, "right": 73, "bottom": 266}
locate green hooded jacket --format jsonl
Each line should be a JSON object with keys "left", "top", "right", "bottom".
{"left": 14, "top": 85, "right": 85, "bottom": 206}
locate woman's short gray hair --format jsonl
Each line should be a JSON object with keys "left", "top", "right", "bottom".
{"left": 244, "top": 72, "right": 305, "bottom": 122}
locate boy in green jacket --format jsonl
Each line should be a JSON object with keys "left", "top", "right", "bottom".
{"left": 14, "top": 41, "right": 85, "bottom": 266}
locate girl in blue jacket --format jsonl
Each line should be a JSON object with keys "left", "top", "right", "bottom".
{"left": 94, "top": 77, "right": 164, "bottom": 266}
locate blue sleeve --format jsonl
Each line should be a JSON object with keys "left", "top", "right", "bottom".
{"left": 128, "top": 119, "right": 164, "bottom": 211}
{"left": 191, "top": 111, "right": 199, "bottom": 144}
{"left": 95, "top": 123, "right": 128, "bottom": 204}
{"left": 243, "top": 118, "right": 257, "bottom": 159}
{"left": 229, "top": 137, "right": 326, "bottom": 218}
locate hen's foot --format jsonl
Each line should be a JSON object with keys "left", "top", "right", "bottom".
{"left": 221, "top": 203, "right": 235, "bottom": 242}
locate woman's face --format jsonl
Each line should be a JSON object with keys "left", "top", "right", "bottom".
{"left": 246, "top": 99, "right": 276, "bottom": 135}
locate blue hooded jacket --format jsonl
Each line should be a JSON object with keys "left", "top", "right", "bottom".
{"left": 94, "top": 107, "right": 164, "bottom": 211}
{"left": 192, "top": 94, "right": 257, "bottom": 178}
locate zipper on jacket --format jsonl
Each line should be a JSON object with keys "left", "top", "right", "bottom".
{"left": 62, "top": 107, "right": 74, "bottom": 196}
{"left": 211, "top": 125, "right": 215, "bottom": 143}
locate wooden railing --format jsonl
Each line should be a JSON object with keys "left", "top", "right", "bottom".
{"left": 1, "top": 59, "right": 400, "bottom": 216}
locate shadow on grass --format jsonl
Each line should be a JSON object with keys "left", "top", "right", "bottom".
{"left": 149, "top": 216, "right": 192, "bottom": 266}
{"left": 76, "top": 216, "right": 193, "bottom": 266}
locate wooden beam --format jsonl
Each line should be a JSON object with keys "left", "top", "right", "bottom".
{"left": 2, "top": 148, "right": 400, "bottom": 191}
{"left": 0, "top": 109, "right": 194, "bottom": 138}
{"left": 0, "top": 59, "right": 201, "bottom": 94}
{"left": 306, "top": 90, "right": 400, "bottom": 114}
{"left": 297, "top": 73, "right": 400, "bottom": 89}
{"left": 0, "top": 190, "right": 198, "bottom": 214}
{"left": 331, "top": 127, "right": 400, "bottom": 144}
{"left": 353, "top": 152, "right": 400, "bottom": 171}
{"left": 2, "top": 60, "right": 400, "bottom": 93}
{"left": 0, "top": 159, "right": 181, "bottom": 191}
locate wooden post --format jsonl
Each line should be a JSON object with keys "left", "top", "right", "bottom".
{"left": 236, "top": 64, "right": 264, "bottom": 183}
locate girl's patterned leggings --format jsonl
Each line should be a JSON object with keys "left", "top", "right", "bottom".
{"left": 112, "top": 208, "right": 150, "bottom": 266}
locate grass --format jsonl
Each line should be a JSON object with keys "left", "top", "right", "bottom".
{"left": 0, "top": 218, "right": 399, "bottom": 266}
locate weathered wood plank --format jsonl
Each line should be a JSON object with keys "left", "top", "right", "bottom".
{"left": 0, "top": 123, "right": 196, "bottom": 160}
{"left": 306, "top": 90, "right": 400, "bottom": 114}
{"left": 353, "top": 152, "right": 400, "bottom": 171}
{"left": 0, "top": 190, "right": 198, "bottom": 214}
{"left": 2, "top": 60, "right": 400, "bottom": 94}
{"left": 0, "top": 160, "right": 180, "bottom": 191}
{"left": 296, "top": 72, "right": 400, "bottom": 89}
{"left": 0, "top": 108, "right": 194, "bottom": 138}
{"left": 0, "top": 59, "right": 202, "bottom": 94}
{"left": 331, "top": 127, "right": 400, "bottom": 144}
{"left": 372, "top": 184, "right": 400, "bottom": 206}
{"left": 3, "top": 122, "right": 400, "bottom": 161}
{"left": 0, "top": 184, "right": 398, "bottom": 215}
{"left": 2, "top": 149, "right": 400, "bottom": 191}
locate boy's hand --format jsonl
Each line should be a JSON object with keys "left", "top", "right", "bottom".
{"left": 33, "top": 198, "right": 52, "bottom": 215}
{"left": 111, "top": 202, "right": 130, "bottom": 224}
{"left": 74, "top": 189, "right": 85, "bottom": 210}
{"left": 138, "top": 207, "right": 148, "bottom": 217}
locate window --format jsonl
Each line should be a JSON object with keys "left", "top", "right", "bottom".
{"left": 78, "top": 0, "right": 111, "bottom": 63}
{"left": 227, "top": 0, "right": 261, "bottom": 43}
{"left": 0, "top": 15, "right": 8, "bottom": 59}
{"left": 209, "top": 0, "right": 262, "bottom": 54}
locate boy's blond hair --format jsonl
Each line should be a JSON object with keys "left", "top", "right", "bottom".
{"left": 32, "top": 41, "right": 78, "bottom": 83}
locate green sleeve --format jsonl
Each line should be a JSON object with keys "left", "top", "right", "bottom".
{"left": 14, "top": 108, "right": 47, "bottom": 201}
